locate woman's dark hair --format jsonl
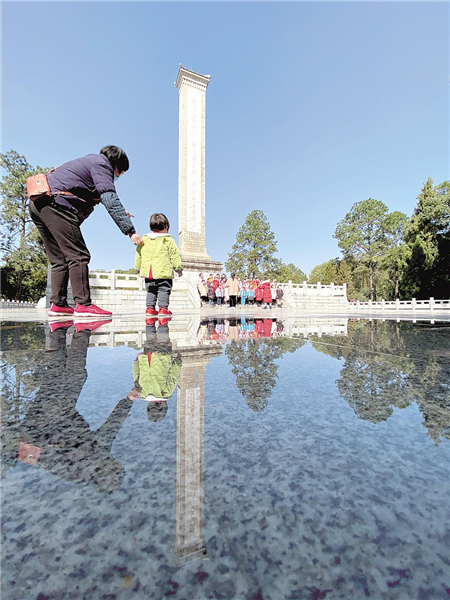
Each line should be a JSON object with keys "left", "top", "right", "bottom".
{"left": 100, "top": 145, "right": 129, "bottom": 173}
{"left": 150, "top": 213, "right": 170, "bottom": 231}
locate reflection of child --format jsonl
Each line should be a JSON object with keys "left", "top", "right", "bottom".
{"left": 135, "top": 213, "right": 183, "bottom": 318}
{"left": 130, "top": 321, "right": 181, "bottom": 422}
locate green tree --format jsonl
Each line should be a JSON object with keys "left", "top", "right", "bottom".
{"left": 401, "top": 178, "right": 450, "bottom": 299}
{"left": 271, "top": 260, "right": 306, "bottom": 283}
{"left": 379, "top": 211, "right": 410, "bottom": 299}
{"left": 308, "top": 259, "right": 340, "bottom": 285}
{"left": 334, "top": 199, "right": 407, "bottom": 301}
{"left": 225, "top": 210, "right": 278, "bottom": 278}
{"left": 0, "top": 151, "right": 50, "bottom": 301}
{"left": 337, "top": 259, "right": 357, "bottom": 299}
{"left": 308, "top": 258, "right": 357, "bottom": 298}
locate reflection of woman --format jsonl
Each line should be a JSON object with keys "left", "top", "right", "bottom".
{"left": 18, "top": 325, "right": 134, "bottom": 494}
{"left": 29, "top": 146, "right": 142, "bottom": 319}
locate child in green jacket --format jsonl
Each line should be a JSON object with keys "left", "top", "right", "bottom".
{"left": 135, "top": 213, "right": 183, "bottom": 318}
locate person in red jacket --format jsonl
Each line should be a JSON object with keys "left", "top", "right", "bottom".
{"left": 261, "top": 278, "right": 272, "bottom": 309}
{"left": 255, "top": 282, "right": 263, "bottom": 306}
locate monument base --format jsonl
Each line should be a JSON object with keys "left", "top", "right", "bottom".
{"left": 181, "top": 257, "right": 224, "bottom": 275}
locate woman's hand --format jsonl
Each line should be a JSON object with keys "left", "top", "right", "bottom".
{"left": 127, "top": 387, "right": 141, "bottom": 401}
{"left": 125, "top": 210, "right": 135, "bottom": 218}
{"left": 130, "top": 233, "right": 142, "bottom": 246}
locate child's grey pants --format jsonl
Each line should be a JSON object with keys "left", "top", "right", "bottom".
{"left": 145, "top": 278, "right": 172, "bottom": 309}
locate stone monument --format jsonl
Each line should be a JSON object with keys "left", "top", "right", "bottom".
{"left": 175, "top": 65, "right": 223, "bottom": 277}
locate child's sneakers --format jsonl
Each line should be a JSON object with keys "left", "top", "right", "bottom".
{"left": 145, "top": 317, "right": 158, "bottom": 326}
{"left": 158, "top": 307, "right": 172, "bottom": 326}
{"left": 48, "top": 303, "right": 74, "bottom": 318}
{"left": 74, "top": 303, "right": 112, "bottom": 318}
{"left": 146, "top": 307, "right": 158, "bottom": 315}
{"left": 158, "top": 317, "right": 172, "bottom": 326}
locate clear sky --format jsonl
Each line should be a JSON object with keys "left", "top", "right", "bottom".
{"left": 2, "top": 1, "right": 448, "bottom": 276}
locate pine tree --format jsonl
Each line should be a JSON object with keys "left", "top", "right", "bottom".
{"left": 401, "top": 178, "right": 450, "bottom": 298}
{"left": 225, "top": 210, "right": 278, "bottom": 278}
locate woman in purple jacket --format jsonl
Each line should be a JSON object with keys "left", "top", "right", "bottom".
{"left": 29, "top": 146, "right": 142, "bottom": 318}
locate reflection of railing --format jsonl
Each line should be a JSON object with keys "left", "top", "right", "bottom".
{"left": 347, "top": 298, "right": 450, "bottom": 312}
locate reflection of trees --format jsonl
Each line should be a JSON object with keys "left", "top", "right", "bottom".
{"left": 1, "top": 323, "right": 47, "bottom": 472}
{"left": 311, "top": 320, "right": 450, "bottom": 443}
{"left": 226, "top": 335, "right": 306, "bottom": 411}
{"left": 336, "top": 354, "right": 410, "bottom": 423}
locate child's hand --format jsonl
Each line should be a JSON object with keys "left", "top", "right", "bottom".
{"left": 130, "top": 233, "right": 142, "bottom": 246}
{"left": 176, "top": 269, "right": 183, "bottom": 277}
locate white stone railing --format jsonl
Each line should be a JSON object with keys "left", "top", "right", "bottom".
{"left": 89, "top": 270, "right": 144, "bottom": 290}
{"left": 347, "top": 298, "right": 450, "bottom": 312}
{"left": 0, "top": 299, "right": 37, "bottom": 308}
{"left": 87, "top": 273, "right": 347, "bottom": 297}
{"left": 279, "top": 281, "right": 347, "bottom": 297}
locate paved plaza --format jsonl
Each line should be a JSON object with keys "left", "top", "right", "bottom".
{"left": 1, "top": 313, "right": 449, "bottom": 599}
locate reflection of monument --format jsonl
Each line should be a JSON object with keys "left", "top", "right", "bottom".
{"left": 175, "top": 346, "right": 222, "bottom": 564}
{"left": 175, "top": 65, "right": 222, "bottom": 275}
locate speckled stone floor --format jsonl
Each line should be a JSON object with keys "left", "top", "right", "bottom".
{"left": 1, "top": 317, "right": 449, "bottom": 600}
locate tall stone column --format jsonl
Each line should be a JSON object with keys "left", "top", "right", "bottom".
{"left": 175, "top": 65, "right": 222, "bottom": 275}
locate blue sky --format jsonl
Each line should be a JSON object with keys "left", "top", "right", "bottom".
{"left": 2, "top": 1, "right": 448, "bottom": 276}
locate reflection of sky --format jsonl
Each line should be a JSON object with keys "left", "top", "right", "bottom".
{"left": 76, "top": 346, "right": 144, "bottom": 430}
{"left": 1, "top": 320, "right": 449, "bottom": 600}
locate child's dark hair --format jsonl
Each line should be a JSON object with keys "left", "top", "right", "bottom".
{"left": 100, "top": 145, "right": 130, "bottom": 173}
{"left": 147, "top": 401, "right": 168, "bottom": 422}
{"left": 150, "top": 213, "right": 170, "bottom": 231}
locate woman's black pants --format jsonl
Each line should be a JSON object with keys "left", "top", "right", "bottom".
{"left": 29, "top": 197, "right": 91, "bottom": 306}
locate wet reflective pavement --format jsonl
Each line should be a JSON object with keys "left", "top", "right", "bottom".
{"left": 1, "top": 317, "right": 449, "bottom": 600}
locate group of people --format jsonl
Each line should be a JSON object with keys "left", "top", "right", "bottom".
{"left": 197, "top": 273, "right": 284, "bottom": 309}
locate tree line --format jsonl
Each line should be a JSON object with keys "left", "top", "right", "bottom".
{"left": 1, "top": 149, "right": 448, "bottom": 301}
{"left": 226, "top": 180, "right": 449, "bottom": 300}
{"left": 320, "top": 179, "right": 449, "bottom": 300}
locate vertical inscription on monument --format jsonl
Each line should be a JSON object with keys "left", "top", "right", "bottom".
{"left": 187, "top": 94, "right": 202, "bottom": 234}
